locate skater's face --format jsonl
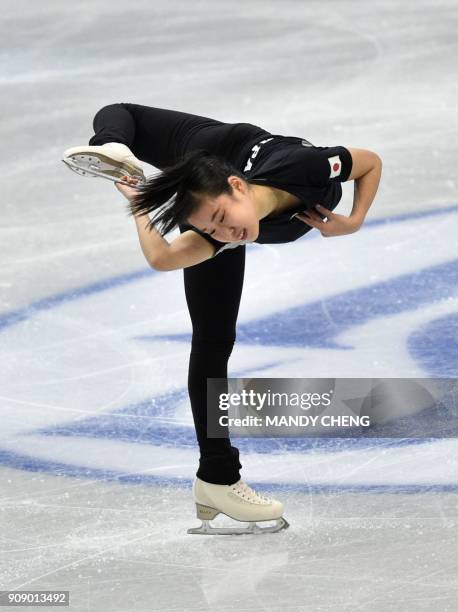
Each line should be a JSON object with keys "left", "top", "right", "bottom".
{"left": 187, "top": 176, "right": 259, "bottom": 243}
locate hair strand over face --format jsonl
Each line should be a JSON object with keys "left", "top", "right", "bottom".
{"left": 126, "top": 149, "right": 246, "bottom": 235}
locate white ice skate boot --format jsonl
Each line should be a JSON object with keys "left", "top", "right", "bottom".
{"left": 187, "top": 477, "right": 289, "bottom": 535}
{"left": 62, "top": 142, "right": 146, "bottom": 186}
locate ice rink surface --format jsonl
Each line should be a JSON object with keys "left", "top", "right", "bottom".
{"left": 1, "top": 0, "right": 458, "bottom": 610}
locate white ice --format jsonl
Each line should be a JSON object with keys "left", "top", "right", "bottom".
{"left": 1, "top": 1, "right": 458, "bottom": 610}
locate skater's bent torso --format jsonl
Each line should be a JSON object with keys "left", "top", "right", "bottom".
{"left": 180, "top": 133, "right": 353, "bottom": 257}
{"left": 104, "top": 104, "right": 353, "bottom": 256}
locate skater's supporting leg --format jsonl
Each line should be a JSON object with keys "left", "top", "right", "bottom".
{"left": 182, "top": 240, "right": 246, "bottom": 485}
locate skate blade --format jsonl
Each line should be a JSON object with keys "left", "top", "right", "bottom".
{"left": 61, "top": 157, "right": 145, "bottom": 187}
{"left": 187, "top": 516, "right": 289, "bottom": 535}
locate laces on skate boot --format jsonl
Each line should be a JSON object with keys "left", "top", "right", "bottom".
{"left": 230, "top": 481, "right": 272, "bottom": 505}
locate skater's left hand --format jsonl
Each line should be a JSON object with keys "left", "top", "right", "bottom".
{"left": 115, "top": 175, "right": 140, "bottom": 202}
{"left": 295, "top": 205, "right": 361, "bottom": 237}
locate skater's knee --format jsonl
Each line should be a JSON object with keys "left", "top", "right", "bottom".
{"left": 94, "top": 102, "right": 126, "bottom": 114}
{"left": 92, "top": 103, "right": 131, "bottom": 130}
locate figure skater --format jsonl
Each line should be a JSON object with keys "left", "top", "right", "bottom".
{"left": 63, "top": 102, "right": 382, "bottom": 534}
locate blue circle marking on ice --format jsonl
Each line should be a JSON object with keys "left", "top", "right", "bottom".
{"left": 0, "top": 204, "right": 457, "bottom": 491}
{"left": 408, "top": 312, "right": 458, "bottom": 378}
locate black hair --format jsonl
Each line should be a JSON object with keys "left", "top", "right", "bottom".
{"left": 127, "top": 149, "right": 247, "bottom": 235}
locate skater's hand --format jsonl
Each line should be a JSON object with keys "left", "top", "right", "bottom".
{"left": 115, "top": 175, "right": 141, "bottom": 202}
{"left": 295, "top": 205, "right": 361, "bottom": 237}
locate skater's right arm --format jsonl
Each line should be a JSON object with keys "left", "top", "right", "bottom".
{"left": 134, "top": 216, "right": 216, "bottom": 270}
{"left": 115, "top": 179, "right": 215, "bottom": 270}
{"left": 157, "top": 230, "right": 217, "bottom": 270}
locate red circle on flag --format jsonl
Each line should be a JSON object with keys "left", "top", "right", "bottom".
{"left": 333, "top": 163, "right": 340, "bottom": 171}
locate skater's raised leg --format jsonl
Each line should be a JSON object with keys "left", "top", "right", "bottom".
{"left": 62, "top": 102, "right": 229, "bottom": 183}
{"left": 62, "top": 104, "right": 147, "bottom": 183}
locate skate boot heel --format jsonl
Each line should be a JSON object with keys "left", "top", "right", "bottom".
{"left": 195, "top": 503, "right": 219, "bottom": 520}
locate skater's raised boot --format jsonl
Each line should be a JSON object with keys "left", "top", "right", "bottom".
{"left": 62, "top": 142, "right": 146, "bottom": 184}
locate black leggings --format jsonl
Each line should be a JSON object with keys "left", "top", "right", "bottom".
{"left": 89, "top": 103, "right": 271, "bottom": 484}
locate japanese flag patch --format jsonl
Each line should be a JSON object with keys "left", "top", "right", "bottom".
{"left": 328, "top": 155, "right": 342, "bottom": 178}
